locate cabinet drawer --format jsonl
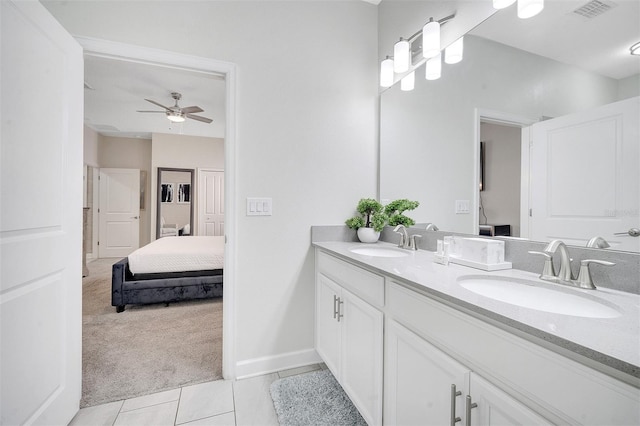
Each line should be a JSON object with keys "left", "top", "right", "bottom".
{"left": 316, "top": 250, "right": 384, "bottom": 308}
{"left": 387, "top": 280, "right": 640, "bottom": 425}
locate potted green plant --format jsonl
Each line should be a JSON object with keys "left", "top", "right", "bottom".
{"left": 385, "top": 199, "right": 420, "bottom": 227}
{"left": 345, "top": 198, "right": 388, "bottom": 243}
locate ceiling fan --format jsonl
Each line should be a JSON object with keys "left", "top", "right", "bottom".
{"left": 137, "top": 92, "right": 212, "bottom": 123}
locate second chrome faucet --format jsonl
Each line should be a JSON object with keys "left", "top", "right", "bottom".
{"left": 529, "top": 239, "right": 615, "bottom": 289}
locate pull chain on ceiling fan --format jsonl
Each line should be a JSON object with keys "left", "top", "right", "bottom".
{"left": 137, "top": 92, "right": 213, "bottom": 123}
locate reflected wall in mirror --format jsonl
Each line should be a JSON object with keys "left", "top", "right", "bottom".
{"left": 379, "top": 1, "right": 640, "bottom": 252}
{"left": 156, "top": 167, "right": 194, "bottom": 239}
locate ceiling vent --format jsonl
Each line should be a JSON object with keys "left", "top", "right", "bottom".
{"left": 572, "top": 0, "right": 617, "bottom": 19}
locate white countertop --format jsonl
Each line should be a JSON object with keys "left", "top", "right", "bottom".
{"left": 314, "top": 241, "right": 640, "bottom": 383}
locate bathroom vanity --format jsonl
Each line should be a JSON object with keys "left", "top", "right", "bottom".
{"left": 314, "top": 241, "right": 639, "bottom": 426}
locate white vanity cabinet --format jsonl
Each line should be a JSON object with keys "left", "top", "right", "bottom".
{"left": 315, "top": 251, "right": 384, "bottom": 426}
{"left": 384, "top": 319, "right": 550, "bottom": 426}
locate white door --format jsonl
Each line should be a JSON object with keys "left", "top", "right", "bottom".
{"left": 469, "top": 373, "right": 552, "bottom": 425}
{"left": 384, "top": 320, "right": 470, "bottom": 426}
{"left": 529, "top": 97, "right": 640, "bottom": 251}
{"left": 198, "top": 169, "right": 224, "bottom": 236}
{"left": 1, "top": 1, "right": 83, "bottom": 424}
{"left": 99, "top": 168, "right": 140, "bottom": 258}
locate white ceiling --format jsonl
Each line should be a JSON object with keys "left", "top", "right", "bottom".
{"left": 470, "top": 0, "right": 640, "bottom": 80}
{"left": 84, "top": 55, "right": 226, "bottom": 139}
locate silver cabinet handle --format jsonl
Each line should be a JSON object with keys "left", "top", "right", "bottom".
{"left": 465, "top": 395, "right": 477, "bottom": 426}
{"left": 336, "top": 297, "right": 344, "bottom": 322}
{"left": 614, "top": 228, "right": 640, "bottom": 237}
{"left": 450, "top": 384, "right": 462, "bottom": 425}
{"left": 333, "top": 295, "right": 338, "bottom": 319}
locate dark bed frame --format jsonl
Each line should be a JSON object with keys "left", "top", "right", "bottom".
{"left": 111, "top": 257, "right": 223, "bottom": 312}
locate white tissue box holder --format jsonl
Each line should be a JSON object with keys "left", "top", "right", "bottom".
{"left": 448, "top": 237, "right": 512, "bottom": 271}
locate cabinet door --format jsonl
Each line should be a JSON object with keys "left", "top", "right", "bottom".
{"left": 341, "top": 288, "right": 384, "bottom": 426}
{"left": 316, "top": 274, "right": 342, "bottom": 376}
{"left": 385, "top": 320, "right": 471, "bottom": 426}
{"left": 468, "top": 373, "right": 552, "bottom": 426}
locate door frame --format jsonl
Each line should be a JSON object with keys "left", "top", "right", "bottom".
{"left": 473, "top": 109, "right": 538, "bottom": 237}
{"left": 77, "top": 37, "right": 238, "bottom": 379}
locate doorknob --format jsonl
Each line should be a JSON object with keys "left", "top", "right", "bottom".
{"left": 614, "top": 228, "right": 640, "bottom": 237}
{"left": 130, "top": 216, "right": 139, "bottom": 219}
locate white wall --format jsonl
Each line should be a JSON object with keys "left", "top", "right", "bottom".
{"left": 480, "top": 123, "right": 521, "bottom": 237}
{"left": 83, "top": 125, "right": 99, "bottom": 167}
{"left": 618, "top": 74, "right": 640, "bottom": 100}
{"left": 43, "top": 0, "right": 379, "bottom": 375}
{"left": 151, "top": 133, "right": 224, "bottom": 239}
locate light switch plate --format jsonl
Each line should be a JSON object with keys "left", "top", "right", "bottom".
{"left": 247, "top": 197, "right": 272, "bottom": 216}
{"left": 455, "top": 199, "right": 470, "bottom": 214}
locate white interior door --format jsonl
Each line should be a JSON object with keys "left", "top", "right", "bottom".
{"left": 198, "top": 169, "right": 225, "bottom": 236}
{"left": 529, "top": 97, "right": 640, "bottom": 252}
{"left": 1, "top": 1, "right": 83, "bottom": 424}
{"left": 99, "top": 168, "right": 140, "bottom": 258}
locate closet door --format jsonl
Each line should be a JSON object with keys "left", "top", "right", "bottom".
{"left": 198, "top": 169, "right": 224, "bottom": 236}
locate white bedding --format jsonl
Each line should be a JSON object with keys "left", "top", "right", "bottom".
{"left": 128, "top": 236, "right": 224, "bottom": 275}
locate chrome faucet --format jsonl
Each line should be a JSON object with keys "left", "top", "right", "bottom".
{"left": 394, "top": 225, "right": 421, "bottom": 250}
{"left": 544, "top": 240, "right": 574, "bottom": 283}
{"left": 529, "top": 239, "right": 615, "bottom": 289}
{"left": 425, "top": 223, "right": 439, "bottom": 231}
{"left": 586, "top": 236, "right": 610, "bottom": 249}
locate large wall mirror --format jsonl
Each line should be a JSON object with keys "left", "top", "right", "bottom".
{"left": 156, "top": 167, "right": 195, "bottom": 239}
{"left": 380, "top": 1, "right": 639, "bottom": 252}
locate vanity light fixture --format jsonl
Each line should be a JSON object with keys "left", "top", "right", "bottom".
{"left": 394, "top": 38, "right": 411, "bottom": 73}
{"left": 401, "top": 71, "right": 415, "bottom": 91}
{"left": 380, "top": 56, "right": 395, "bottom": 87}
{"left": 631, "top": 42, "right": 640, "bottom": 55}
{"left": 422, "top": 18, "right": 441, "bottom": 59}
{"left": 445, "top": 37, "right": 464, "bottom": 64}
{"left": 517, "top": 0, "right": 544, "bottom": 19}
{"left": 493, "top": 0, "right": 516, "bottom": 9}
{"left": 425, "top": 52, "right": 442, "bottom": 80}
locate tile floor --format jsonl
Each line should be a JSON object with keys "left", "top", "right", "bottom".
{"left": 70, "top": 364, "right": 326, "bottom": 426}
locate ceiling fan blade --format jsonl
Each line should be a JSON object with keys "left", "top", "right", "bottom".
{"left": 186, "top": 114, "right": 213, "bottom": 123}
{"left": 144, "top": 99, "right": 171, "bottom": 110}
{"left": 181, "top": 106, "right": 204, "bottom": 114}
{"left": 137, "top": 110, "right": 166, "bottom": 113}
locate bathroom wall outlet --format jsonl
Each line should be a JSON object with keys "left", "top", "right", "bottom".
{"left": 247, "top": 197, "right": 272, "bottom": 216}
{"left": 455, "top": 200, "right": 470, "bottom": 214}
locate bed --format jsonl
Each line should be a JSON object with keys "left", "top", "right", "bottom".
{"left": 112, "top": 236, "right": 224, "bottom": 312}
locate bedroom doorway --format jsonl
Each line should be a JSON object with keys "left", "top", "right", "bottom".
{"left": 79, "top": 37, "right": 237, "bottom": 399}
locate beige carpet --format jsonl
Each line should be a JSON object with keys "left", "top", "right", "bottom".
{"left": 81, "top": 258, "right": 223, "bottom": 408}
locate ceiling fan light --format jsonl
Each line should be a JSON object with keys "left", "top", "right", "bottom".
{"left": 380, "top": 56, "right": 395, "bottom": 87}
{"left": 517, "top": 0, "right": 544, "bottom": 19}
{"left": 394, "top": 38, "right": 411, "bottom": 73}
{"left": 167, "top": 112, "right": 185, "bottom": 123}
{"left": 422, "top": 19, "right": 441, "bottom": 59}
{"left": 445, "top": 37, "right": 464, "bottom": 64}
{"left": 493, "top": 0, "right": 516, "bottom": 9}
{"left": 631, "top": 42, "right": 640, "bottom": 55}
{"left": 426, "top": 52, "right": 442, "bottom": 80}
{"left": 400, "top": 71, "right": 415, "bottom": 91}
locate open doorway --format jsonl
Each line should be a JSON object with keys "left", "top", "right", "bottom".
{"left": 78, "top": 37, "right": 237, "bottom": 406}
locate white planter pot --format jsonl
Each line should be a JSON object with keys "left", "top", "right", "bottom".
{"left": 357, "top": 227, "right": 380, "bottom": 243}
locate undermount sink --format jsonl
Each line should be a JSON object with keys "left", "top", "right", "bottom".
{"left": 457, "top": 275, "right": 621, "bottom": 318}
{"left": 349, "top": 245, "right": 409, "bottom": 258}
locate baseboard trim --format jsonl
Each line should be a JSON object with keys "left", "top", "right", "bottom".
{"left": 235, "top": 348, "right": 322, "bottom": 380}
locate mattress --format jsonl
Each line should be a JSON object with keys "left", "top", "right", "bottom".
{"left": 128, "top": 236, "right": 224, "bottom": 275}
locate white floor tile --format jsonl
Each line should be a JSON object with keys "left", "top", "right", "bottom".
{"left": 233, "top": 373, "right": 279, "bottom": 426}
{"left": 114, "top": 400, "right": 179, "bottom": 426}
{"left": 176, "top": 380, "right": 234, "bottom": 425}
{"left": 69, "top": 400, "right": 123, "bottom": 426}
{"left": 178, "top": 411, "right": 236, "bottom": 426}
{"left": 277, "top": 364, "right": 321, "bottom": 379}
{"left": 121, "top": 388, "right": 181, "bottom": 412}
